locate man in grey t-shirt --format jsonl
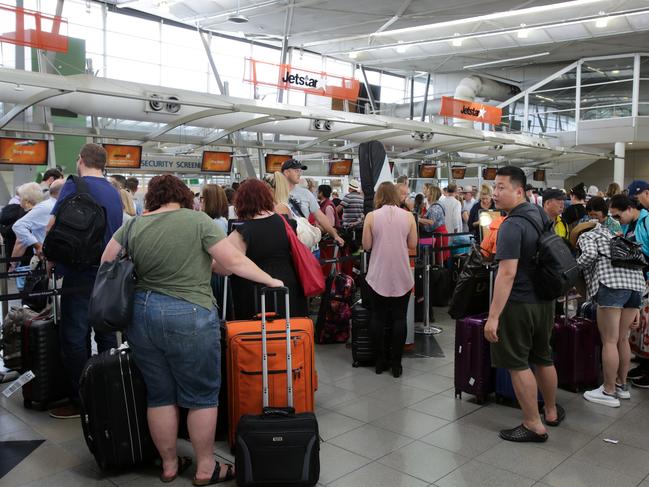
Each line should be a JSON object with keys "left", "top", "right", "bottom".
{"left": 282, "top": 160, "right": 344, "bottom": 247}
{"left": 485, "top": 166, "right": 561, "bottom": 444}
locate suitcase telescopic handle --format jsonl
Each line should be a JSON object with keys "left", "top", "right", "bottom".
{"left": 260, "top": 286, "right": 292, "bottom": 410}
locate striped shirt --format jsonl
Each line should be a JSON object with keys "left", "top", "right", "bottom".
{"left": 577, "top": 223, "right": 645, "bottom": 299}
{"left": 340, "top": 191, "right": 364, "bottom": 228}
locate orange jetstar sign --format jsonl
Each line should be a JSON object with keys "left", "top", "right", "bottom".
{"left": 439, "top": 96, "right": 502, "bottom": 125}
{"left": 245, "top": 58, "right": 361, "bottom": 102}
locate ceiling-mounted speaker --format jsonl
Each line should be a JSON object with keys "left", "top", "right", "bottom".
{"left": 166, "top": 96, "right": 181, "bottom": 114}
{"left": 148, "top": 93, "right": 164, "bottom": 112}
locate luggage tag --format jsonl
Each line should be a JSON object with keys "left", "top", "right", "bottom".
{"left": 2, "top": 370, "right": 35, "bottom": 398}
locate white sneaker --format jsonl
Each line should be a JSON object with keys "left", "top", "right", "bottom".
{"left": 615, "top": 383, "right": 631, "bottom": 400}
{"left": 583, "top": 385, "right": 621, "bottom": 408}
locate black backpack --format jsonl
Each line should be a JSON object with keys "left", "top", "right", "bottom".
{"left": 509, "top": 207, "right": 579, "bottom": 301}
{"left": 43, "top": 175, "right": 107, "bottom": 267}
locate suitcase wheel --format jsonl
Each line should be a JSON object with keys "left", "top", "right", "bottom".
{"left": 352, "top": 361, "right": 360, "bottom": 368}
{"left": 455, "top": 389, "right": 461, "bottom": 399}
{"left": 23, "top": 398, "right": 33, "bottom": 409}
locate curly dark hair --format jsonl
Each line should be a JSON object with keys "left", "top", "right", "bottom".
{"left": 233, "top": 179, "right": 275, "bottom": 220}
{"left": 145, "top": 175, "right": 194, "bottom": 212}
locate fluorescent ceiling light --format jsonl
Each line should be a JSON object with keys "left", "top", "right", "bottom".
{"left": 517, "top": 24, "right": 530, "bottom": 38}
{"left": 536, "top": 94, "right": 555, "bottom": 102}
{"left": 463, "top": 52, "right": 550, "bottom": 69}
{"left": 595, "top": 12, "right": 609, "bottom": 27}
{"left": 396, "top": 42, "right": 407, "bottom": 53}
{"left": 452, "top": 34, "right": 463, "bottom": 47}
{"left": 348, "top": 51, "right": 359, "bottom": 59}
{"left": 612, "top": 69, "right": 620, "bottom": 74}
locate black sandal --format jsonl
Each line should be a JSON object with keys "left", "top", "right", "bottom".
{"left": 541, "top": 404, "right": 566, "bottom": 427}
{"left": 499, "top": 424, "right": 548, "bottom": 443}
{"left": 160, "top": 456, "right": 193, "bottom": 483}
{"left": 193, "top": 461, "right": 235, "bottom": 486}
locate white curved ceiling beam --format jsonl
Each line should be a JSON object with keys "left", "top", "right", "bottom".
{"left": 142, "top": 108, "right": 233, "bottom": 141}
{"left": 0, "top": 88, "right": 71, "bottom": 129}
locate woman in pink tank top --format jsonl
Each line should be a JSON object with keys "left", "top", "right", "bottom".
{"left": 363, "top": 182, "right": 418, "bottom": 377}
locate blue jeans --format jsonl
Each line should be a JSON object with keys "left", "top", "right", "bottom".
{"left": 59, "top": 271, "right": 117, "bottom": 403}
{"left": 127, "top": 291, "right": 221, "bottom": 409}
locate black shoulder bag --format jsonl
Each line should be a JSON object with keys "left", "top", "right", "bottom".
{"left": 88, "top": 218, "right": 137, "bottom": 333}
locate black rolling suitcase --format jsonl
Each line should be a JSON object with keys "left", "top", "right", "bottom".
{"left": 79, "top": 342, "right": 156, "bottom": 470}
{"left": 21, "top": 311, "right": 67, "bottom": 409}
{"left": 235, "top": 287, "right": 320, "bottom": 487}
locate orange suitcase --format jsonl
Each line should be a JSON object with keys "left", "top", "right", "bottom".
{"left": 226, "top": 311, "right": 317, "bottom": 448}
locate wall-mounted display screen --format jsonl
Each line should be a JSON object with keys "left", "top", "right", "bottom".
{"left": 419, "top": 164, "right": 437, "bottom": 178}
{"left": 265, "top": 154, "right": 293, "bottom": 173}
{"left": 483, "top": 167, "right": 498, "bottom": 180}
{"left": 0, "top": 138, "right": 48, "bottom": 165}
{"left": 533, "top": 170, "right": 546, "bottom": 182}
{"left": 201, "top": 151, "right": 233, "bottom": 173}
{"left": 103, "top": 144, "right": 142, "bottom": 169}
{"left": 451, "top": 168, "right": 466, "bottom": 179}
{"left": 328, "top": 159, "right": 352, "bottom": 176}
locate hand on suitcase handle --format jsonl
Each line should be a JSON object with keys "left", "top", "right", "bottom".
{"left": 261, "top": 285, "right": 288, "bottom": 295}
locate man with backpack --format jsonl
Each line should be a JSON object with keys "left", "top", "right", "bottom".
{"left": 485, "top": 166, "right": 564, "bottom": 443}
{"left": 44, "top": 143, "right": 123, "bottom": 419}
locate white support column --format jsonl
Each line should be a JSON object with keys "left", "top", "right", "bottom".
{"left": 614, "top": 142, "right": 625, "bottom": 187}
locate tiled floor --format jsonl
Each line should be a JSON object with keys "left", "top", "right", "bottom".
{"left": 1, "top": 309, "right": 649, "bottom": 487}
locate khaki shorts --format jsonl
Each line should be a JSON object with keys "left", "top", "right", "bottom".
{"left": 490, "top": 300, "right": 554, "bottom": 371}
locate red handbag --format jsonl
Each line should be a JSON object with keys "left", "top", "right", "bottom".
{"left": 281, "top": 216, "right": 326, "bottom": 297}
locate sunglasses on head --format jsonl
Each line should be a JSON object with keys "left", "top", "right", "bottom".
{"left": 611, "top": 214, "right": 622, "bottom": 221}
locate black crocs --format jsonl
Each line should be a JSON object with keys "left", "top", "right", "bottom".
{"left": 499, "top": 424, "right": 548, "bottom": 443}
{"left": 541, "top": 404, "right": 566, "bottom": 427}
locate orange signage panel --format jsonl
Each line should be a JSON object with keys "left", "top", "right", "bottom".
{"left": 103, "top": 144, "right": 142, "bottom": 169}
{"left": 201, "top": 151, "right": 232, "bottom": 173}
{"left": 439, "top": 96, "right": 503, "bottom": 125}
{"left": 451, "top": 168, "right": 466, "bottom": 180}
{"left": 265, "top": 154, "right": 293, "bottom": 173}
{"left": 245, "top": 58, "right": 361, "bottom": 102}
{"left": 328, "top": 159, "right": 352, "bottom": 176}
{"left": 483, "top": 167, "right": 498, "bottom": 180}
{"left": 0, "top": 4, "right": 69, "bottom": 53}
{"left": 419, "top": 164, "right": 437, "bottom": 178}
{"left": 0, "top": 138, "right": 48, "bottom": 165}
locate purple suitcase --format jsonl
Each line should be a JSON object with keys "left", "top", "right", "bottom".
{"left": 454, "top": 314, "right": 494, "bottom": 404}
{"left": 553, "top": 316, "right": 601, "bottom": 392}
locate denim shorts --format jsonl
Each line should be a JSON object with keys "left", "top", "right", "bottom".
{"left": 596, "top": 284, "right": 642, "bottom": 309}
{"left": 127, "top": 291, "right": 221, "bottom": 409}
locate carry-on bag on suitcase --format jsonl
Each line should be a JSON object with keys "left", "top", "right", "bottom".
{"left": 1, "top": 306, "right": 37, "bottom": 371}
{"left": 235, "top": 287, "right": 320, "bottom": 487}
{"left": 316, "top": 245, "right": 355, "bottom": 344}
{"left": 226, "top": 292, "right": 317, "bottom": 449}
{"left": 79, "top": 340, "right": 156, "bottom": 470}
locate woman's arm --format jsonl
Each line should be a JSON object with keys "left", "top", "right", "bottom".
{"left": 362, "top": 212, "right": 373, "bottom": 251}
{"left": 101, "top": 238, "right": 123, "bottom": 263}
{"left": 407, "top": 213, "right": 418, "bottom": 251}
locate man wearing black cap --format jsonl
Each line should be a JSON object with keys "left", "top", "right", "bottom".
{"left": 281, "top": 159, "right": 345, "bottom": 246}
{"left": 543, "top": 189, "right": 569, "bottom": 243}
